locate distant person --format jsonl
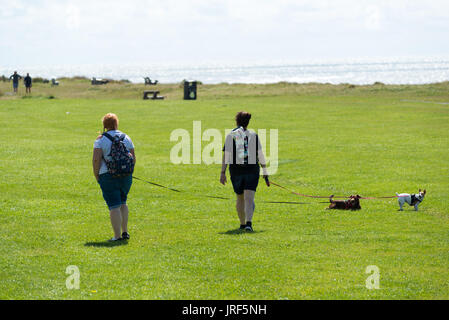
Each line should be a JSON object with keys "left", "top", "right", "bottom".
{"left": 220, "top": 111, "right": 270, "bottom": 232}
{"left": 24, "top": 73, "right": 32, "bottom": 94}
{"left": 9, "top": 71, "right": 22, "bottom": 93}
{"left": 92, "top": 113, "right": 136, "bottom": 241}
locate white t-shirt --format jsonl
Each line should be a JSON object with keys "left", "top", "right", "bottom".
{"left": 93, "top": 130, "right": 135, "bottom": 175}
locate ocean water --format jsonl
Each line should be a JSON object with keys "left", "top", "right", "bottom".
{"left": 2, "top": 57, "right": 449, "bottom": 85}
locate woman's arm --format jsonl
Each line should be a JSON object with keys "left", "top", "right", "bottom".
{"left": 92, "top": 148, "right": 103, "bottom": 181}
{"left": 221, "top": 134, "right": 234, "bottom": 185}
{"left": 220, "top": 152, "right": 227, "bottom": 185}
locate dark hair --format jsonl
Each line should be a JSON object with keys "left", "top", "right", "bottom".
{"left": 235, "top": 111, "right": 251, "bottom": 128}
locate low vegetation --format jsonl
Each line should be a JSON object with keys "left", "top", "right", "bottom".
{"left": 1, "top": 78, "right": 449, "bottom": 101}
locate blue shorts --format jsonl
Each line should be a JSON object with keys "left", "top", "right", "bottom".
{"left": 13, "top": 83, "right": 18, "bottom": 89}
{"left": 98, "top": 173, "right": 133, "bottom": 209}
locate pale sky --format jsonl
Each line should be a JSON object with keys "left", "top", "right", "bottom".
{"left": 1, "top": 0, "right": 449, "bottom": 67}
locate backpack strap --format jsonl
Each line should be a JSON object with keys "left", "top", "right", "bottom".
{"left": 102, "top": 132, "right": 114, "bottom": 142}
{"left": 103, "top": 132, "right": 126, "bottom": 141}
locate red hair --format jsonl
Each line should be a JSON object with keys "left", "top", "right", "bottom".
{"left": 102, "top": 113, "right": 119, "bottom": 131}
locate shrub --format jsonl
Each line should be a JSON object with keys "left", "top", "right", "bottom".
{"left": 33, "top": 77, "right": 50, "bottom": 83}
{"left": 102, "top": 79, "right": 131, "bottom": 84}
{"left": 58, "top": 76, "right": 90, "bottom": 82}
{"left": 71, "top": 76, "right": 90, "bottom": 81}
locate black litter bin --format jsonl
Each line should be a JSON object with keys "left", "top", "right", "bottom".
{"left": 183, "top": 80, "right": 197, "bottom": 100}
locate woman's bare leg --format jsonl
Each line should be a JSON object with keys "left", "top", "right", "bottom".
{"left": 109, "top": 207, "right": 122, "bottom": 239}
{"left": 236, "top": 194, "right": 246, "bottom": 225}
{"left": 244, "top": 190, "right": 256, "bottom": 223}
{"left": 120, "top": 204, "right": 128, "bottom": 233}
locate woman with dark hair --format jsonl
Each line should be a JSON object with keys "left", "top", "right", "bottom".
{"left": 92, "top": 113, "right": 136, "bottom": 241}
{"left": 220, "top": 111, "right": 270, "bottom": 232}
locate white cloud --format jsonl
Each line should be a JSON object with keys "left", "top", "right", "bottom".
{"left": 365, "top": 5, "right": 382, "bottom": 30}
{"left": 0, "top": 0, "right": 448, "bottom": 66}
{"left": 65, "top": 4, "right": 80, "bottom": 30}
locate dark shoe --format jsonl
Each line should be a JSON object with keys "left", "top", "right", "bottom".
{"left": 245, "top": 222, "right": 253, "bottom": 232}
{"left": 122, "top": 232, "right": 130, "bottom": 240}
{"left": 239, "top": 225, "right": 246, "bottom": 230}
{"left": 108, "top": 237, "right": 122, "bottom": 242}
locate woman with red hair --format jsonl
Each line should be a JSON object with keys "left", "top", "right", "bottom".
{"left": 92, "top": 113, "right": 136, "bottom": 241}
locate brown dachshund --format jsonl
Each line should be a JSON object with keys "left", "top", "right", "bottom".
{"left": 327, "top": 195, "right": 361, "bottom": 210}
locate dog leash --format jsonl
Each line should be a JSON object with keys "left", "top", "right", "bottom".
{"left": 270, "top": 181, "right": 405, "bottom": 200}
{"left": 133, "top": 176, "right": 405, "bottom": 204}
{"left": 358, "top": 195, "right": 399, "bottom": 200}
{"left": 132, "top": 176, "right": 181, "bottom": 192}
{"left": 133, "top": 176, "right": 314, "bottom": 205}
{"left": 270, "top": 181, "right": 348, "bottom": 199}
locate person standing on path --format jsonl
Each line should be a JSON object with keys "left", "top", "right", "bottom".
{"left": 9, "top": 71, "right": 22, "bottom": 93}
{"left": 24, "top": 73, "right": 32, "bottom": 94}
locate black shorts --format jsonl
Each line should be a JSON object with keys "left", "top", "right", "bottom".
{"left": 230, "top": 171, "right": 260, "bottom": 195}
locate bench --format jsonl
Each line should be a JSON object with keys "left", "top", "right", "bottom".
{"left": 144, "top": 77, "right": 158, "bottom": 85}
{"left": 143, "top": 90, "right": 164, "bottom": 100}
{"left": 91, "top": 77, "right": 109, "bottom": 85}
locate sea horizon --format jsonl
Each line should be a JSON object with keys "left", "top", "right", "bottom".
{"left": 1, "top": 56, "right": 449, "bottom": 85}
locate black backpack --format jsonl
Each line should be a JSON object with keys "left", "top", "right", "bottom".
{"left": 102, "top": 132, "right": 135, "bottom": 177}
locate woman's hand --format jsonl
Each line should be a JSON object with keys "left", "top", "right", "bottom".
{"left": 220, "top": 171, "right": 227, "bottom": 185}
{"left": 263, "top": 175, "right": 270, "bottom": 187}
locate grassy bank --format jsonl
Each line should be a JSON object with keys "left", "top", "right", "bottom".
{"left": 0, "top": 80, "right": 448, "bottom": 299}
{"left": 1, "top": 78, "right": 449, "bottom": 101}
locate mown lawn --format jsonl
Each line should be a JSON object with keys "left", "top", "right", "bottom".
{"left": 0, "top": 82, "right": 448, "bottom": 299}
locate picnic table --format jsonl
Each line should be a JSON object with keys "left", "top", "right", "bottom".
{"left": 143, "top": 90, "right": 164, "bottom": 100}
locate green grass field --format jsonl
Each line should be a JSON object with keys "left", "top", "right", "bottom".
{"left": 0, "top": 79, "right": 448, "bottom": 299}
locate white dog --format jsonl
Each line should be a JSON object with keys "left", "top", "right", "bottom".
{"left": 396, "top": 189, "right": 426, "bottom": 211}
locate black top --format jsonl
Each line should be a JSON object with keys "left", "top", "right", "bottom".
{"left": 24, "top": 76, "right": 32, "bottom": 86}
{"left": 10, "top": 74, "right": 22, "bottom": 84}
{"left": 223, "top": 128, "right": 260, "bottom": 175}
